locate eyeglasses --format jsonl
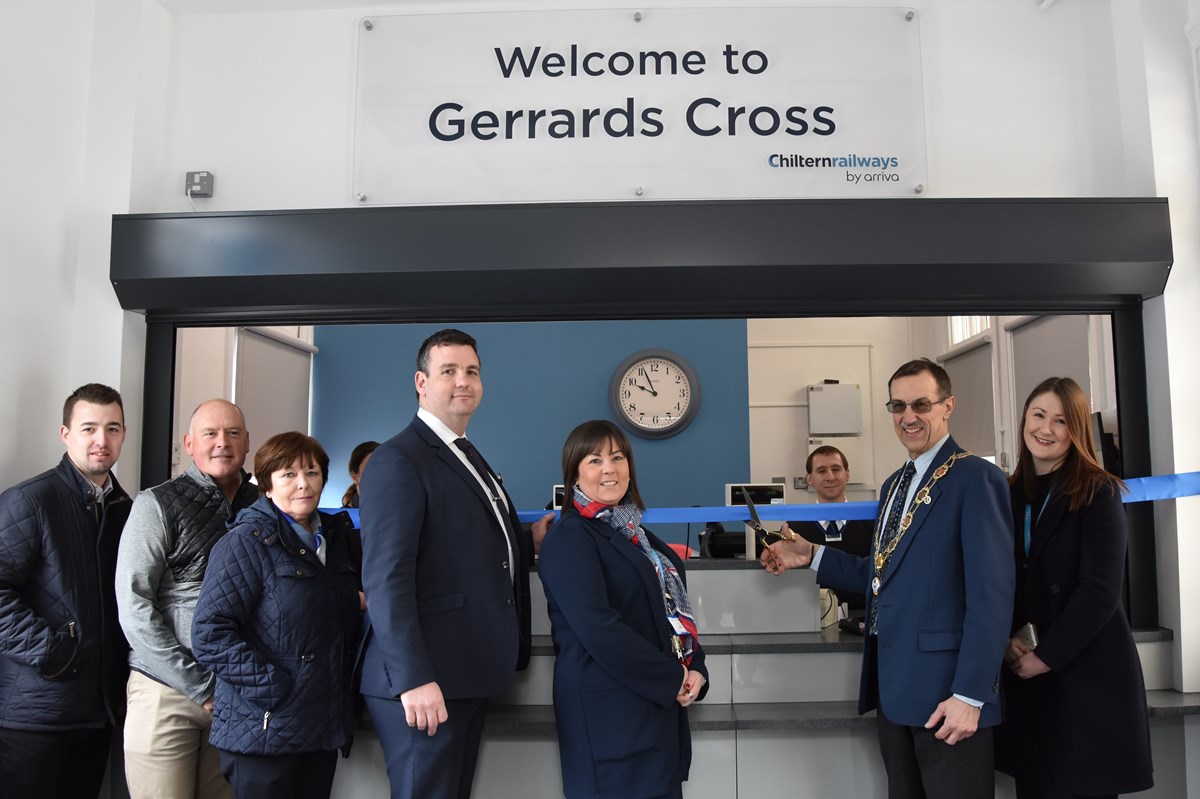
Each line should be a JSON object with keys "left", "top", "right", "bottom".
{"left": 885, "top": 397, "right": 948, "bottom": 414}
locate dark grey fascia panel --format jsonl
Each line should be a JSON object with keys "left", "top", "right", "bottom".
{"left": 110, "top": 197, "right": 1172, "bottom": 324}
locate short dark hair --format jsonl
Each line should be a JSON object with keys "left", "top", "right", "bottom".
{"left": 416, "top": 329, "right": 478, "bottom": 374}
{"left": 888, "top": 358, "right": 952, "bottom": 400}
{"left": 254, "top": 432, "right": 330, "bottom": 496}
{"left": 806, "top": 445, "right": 848, "bottom": 475}
{"left": 561, "top": 420, "right": 645, "bottom": 512}
{"left": 63, "top": 383, "right": 124, "bottom": 427}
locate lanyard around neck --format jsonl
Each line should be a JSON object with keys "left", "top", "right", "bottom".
{"left": 1023, "top": 489, "right": 1053, "bottom": 557}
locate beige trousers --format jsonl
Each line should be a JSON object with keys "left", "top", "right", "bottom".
{"left": 123, "top": 670, "right": 231, "bottom": 799}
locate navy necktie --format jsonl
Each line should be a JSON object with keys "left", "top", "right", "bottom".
{"left": 869, "top": 461, "right": 917, "bottom": 635}
{"left": 880, "top": 461, "right": 918, "bottom": 551}
{"left": 454, "top": 438, "right": 517, "bottom": 542}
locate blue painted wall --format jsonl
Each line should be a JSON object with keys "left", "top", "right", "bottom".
{"left": 311, "top": 320, "right": 749, "bottom": 543}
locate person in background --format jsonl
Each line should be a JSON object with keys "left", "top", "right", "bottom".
{"left": 191, "top": 432, "right": 361, "bottom": 799}
{"left": 357, "top": 328, "right": 552, "bottom": 799}
{"left": 778, "top": 444, "right": 872, "bottom": 613}
{"left": 995, "top": 377, "right": 1152, "bottom": 798}
{"left": 117, "top": 398, "right": 257, "bottom": 799}
{"left": 341, "top": 440, "right": 379, "bottom": 508}
{"left": 539, "top": 419, "right": 707, "bottom": 799}
{"left": 0, "top": 383, "right": 131, "bottom": 798}
{"left": 760, "top": 358, "right": 1012, "bottom": 799}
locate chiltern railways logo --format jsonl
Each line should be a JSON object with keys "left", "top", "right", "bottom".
{"left": 768, "top": 152, "right": 902, "bottom": 185}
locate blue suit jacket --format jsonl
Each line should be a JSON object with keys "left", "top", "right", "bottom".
{"left": 539, "top": 512, "right": 707, "bottom": 799}
{"left": 356, "top": 416, "right": 531, "bottom": 702}
{"left": 818, "top": 436, "right": 1013, "bottom": 728}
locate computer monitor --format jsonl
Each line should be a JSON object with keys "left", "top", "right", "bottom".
{"left": 724, "top": 483, "right": 787, "bottom": 507}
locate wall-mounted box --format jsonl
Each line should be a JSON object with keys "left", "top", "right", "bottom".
{"left": 807, "top": 383, "right": 862, "bottom": 436}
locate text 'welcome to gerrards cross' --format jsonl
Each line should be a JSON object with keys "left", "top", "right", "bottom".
{"left": 353, "top": 8, "right": 928, "bottom": 204}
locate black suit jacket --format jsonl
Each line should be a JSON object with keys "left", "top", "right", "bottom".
{"left": 356, "top": 415, "right": 532, "bottom": 702}
{"left": 789, "top": 518, "right": 873, "bottom": 610}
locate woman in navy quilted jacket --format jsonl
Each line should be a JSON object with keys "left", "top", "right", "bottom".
{"left": 192, "top": 432, "right": 362, "bottom": 799}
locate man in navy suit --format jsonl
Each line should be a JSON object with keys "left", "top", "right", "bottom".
{"left": 762, "top": 359, "right": 1012, "bottom": 798}
{"left": 358, "top": 329, "right": 551, "bottom": 799}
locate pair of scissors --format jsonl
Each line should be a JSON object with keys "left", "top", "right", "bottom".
{"left": 740, "top": 486, "right": 796, "bottom": 550}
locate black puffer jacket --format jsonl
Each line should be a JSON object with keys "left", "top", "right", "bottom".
{"left": 0, "top": 455, "right": 131, "bottom": 730}
{"left": 192, "top": 496, "right": 361, "bottom": 755}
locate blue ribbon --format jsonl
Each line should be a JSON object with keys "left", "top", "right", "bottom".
{"left": 329, "top": 471, "right": 1200, "bottom": 527}
{"left": 519, "top": 470, "right": 1200, "bottom": 524}
{"left": 1123, "top": 471, "right": 1200, "bottom": 503}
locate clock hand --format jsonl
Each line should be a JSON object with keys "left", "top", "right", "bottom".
{"left": 633, "top": 383, "right": 653, "bottom": 394}
{"left": 642, "top": 372, "right": 658, "bottom": 396}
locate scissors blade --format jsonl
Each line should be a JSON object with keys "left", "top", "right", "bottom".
{"left": 739, "top": 486, "right": 768, "bottom": 534}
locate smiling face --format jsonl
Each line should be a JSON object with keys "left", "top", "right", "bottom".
{"left": 60, "top": 401, "right": 126, "bottom": 483}
{"left": 575, "top": 438, "right": 631, "bottom": 506}
{"left": 889, "top": 371, "right": 955, "bottom": 459}
{"left": 1023, "top": 391, "right": 1071, "bottom": 474}
{"left": 415, "top": 343, "right": 481, "bottom": 435}
{"left": 184, "top": 400, "right": 249, "bottom": 487}
{"left": 267, "top": 457, "right": 325, "bottom": 526}
{"left": 807, "top": 451, "right": 849, "bottom": 503}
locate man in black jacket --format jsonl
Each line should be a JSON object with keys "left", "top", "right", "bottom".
{"left": 0, "top": 383, "right": 132, "bottom": 798}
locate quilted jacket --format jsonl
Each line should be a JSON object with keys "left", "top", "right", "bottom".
{"left": 192, "top": 496, "right": 361, "bottom": 755}
{"left": 0, "top": 455, "right": 132, "bottom": 730}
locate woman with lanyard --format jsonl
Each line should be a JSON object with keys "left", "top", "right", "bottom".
{"left": 995, "top": 378, "right": 1152, "bottom": 798}
{"left": 192, "top": 432, "right": 362, "bottom": 799}
{"left": 539, "top": 419, "right": 707, "bottom": 799}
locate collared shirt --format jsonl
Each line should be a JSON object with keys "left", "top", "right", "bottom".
{"left": 816, "top": 497, "right": 848, "bottom": 540}
{"left": 881, "top": 433, "right": 950, "bottom": 527}
{"left": 67, "top": 459, "right": 113, "bottom": 521}
{"left": 417, "top": 407, "right": 516, "bottom": 582}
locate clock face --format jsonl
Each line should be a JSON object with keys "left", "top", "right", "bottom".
{"left": 609, "top": 350, "right": 701, "bottom": 439}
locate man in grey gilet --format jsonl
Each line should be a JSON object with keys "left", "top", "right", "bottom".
{"left": 116, "top": 400, "right": 256, "bottom": 799}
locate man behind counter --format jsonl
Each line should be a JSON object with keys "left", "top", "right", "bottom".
{"left": 777, "top": 445, "right": 872, "bottom": 613}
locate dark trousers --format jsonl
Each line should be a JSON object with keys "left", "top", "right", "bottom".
{"left": 1015, "top": 782, "right": 1115, "bottom": 799}
{"left": 0, "top": 725, "right": 112, "bottom": 799}
{"left": 876, "top": 709, "right": 994, "bottom": 799}
{"left": 365, "top": 695, "right": 488, "bottom": 799}
{"left": 218, "top": 747, "right": 338, "bottom": 799}
{"left": 865, "top": 637, "right": 994, "bottom": 799}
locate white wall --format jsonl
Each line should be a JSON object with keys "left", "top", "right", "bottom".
{"left": 747, "top": 318, "right": 914, "bottom": 496}
{"left": 0, "top": 3, "right": 94, "bottom": 486}
{"left": 1139, "top": 0, "right": 1200, "bottom": 692}
{"left": 0, "top": 0, "right": 166, "bottom": 490}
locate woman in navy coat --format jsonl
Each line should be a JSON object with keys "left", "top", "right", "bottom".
{"left": 192, "top": 432, "right": 362, "bottom": 799}
{"left": 995, "top": 378, "right": 1152, "bottom": 798}
{"left": 539, "top": 420, "right": 708, "bottom": 799}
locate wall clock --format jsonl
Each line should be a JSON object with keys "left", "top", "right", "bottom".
{"left": 609, "top": 349, "right": 701, "bottom": 439}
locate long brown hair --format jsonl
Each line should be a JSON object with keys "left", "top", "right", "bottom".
{"left": 1010, "top": 377, "right": 1124, "bottom": 510}
{"left": 560, "top": 420, "right": 645, "bottom": 513}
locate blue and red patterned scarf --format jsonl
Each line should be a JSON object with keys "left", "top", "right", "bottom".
{"left": 573, "top": 486, "right": 699, "bottom": 664}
